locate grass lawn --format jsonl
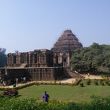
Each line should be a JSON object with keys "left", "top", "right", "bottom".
{"left": 19, "top": 84, "right": 110, "bottom": 103}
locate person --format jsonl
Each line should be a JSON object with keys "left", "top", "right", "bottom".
{"left": 42, "top": 91, "right": 49, "bottom": 102}
{"left": 87, "top": 73, "right": 90, "bottom": 77}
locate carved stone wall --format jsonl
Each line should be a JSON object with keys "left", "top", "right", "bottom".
{"left": 7, "top": 49, "right": 53, "bottom": 67}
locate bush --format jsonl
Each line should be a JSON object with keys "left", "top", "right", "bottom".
{"left": 2, "top": 89, "right": 18, "bottom": 97}
{"left": 100, "top": 80, "right": 105, "bottom": 86}
{"left": 74, "top": 79, "right": 82, "bottom": 86}
{"left": 105, "top": 80, "right": 110, "bottom": 86}
{"left": 94, "top": 80, "right": 99, "bottom": 85}
{"left": 86, "top": 79, "right": 91, "bottom": 85}
{"left": 80, "top": 82, "right": 84, "bottom": 87}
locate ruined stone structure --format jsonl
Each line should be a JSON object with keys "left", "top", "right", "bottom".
{"left": 52, "top": 30, "right": 82, "bottom": 67}
{"left": 0, "top": 30, "right": 82, "bottom": 84}
{"left": 7, "top": 49, "right": 53, "bottom": 67}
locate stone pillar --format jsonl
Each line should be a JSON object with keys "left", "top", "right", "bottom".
{"left": 16, "top": 53, "right": 20, "bottom": 66}
{"left": 58, "top": 53, "right": 63, "bottom": 64}
{"left": 28, "top": 52, "right": 31, "bottom": 67}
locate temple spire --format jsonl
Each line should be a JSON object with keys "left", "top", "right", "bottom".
{"left": 52, "top": 30, "right": 83, "bottom": 52}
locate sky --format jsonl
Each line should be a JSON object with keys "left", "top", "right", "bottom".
{"left": 0, "top": 0, "right": 110, "bottom": 53}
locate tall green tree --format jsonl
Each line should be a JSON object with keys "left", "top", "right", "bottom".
{"left": 71, "top": 43, "right": 110, "bottom": 74}
{"left": 0, "top": 48, "right": 7, "bottom": 67}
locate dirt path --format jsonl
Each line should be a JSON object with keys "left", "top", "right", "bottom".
{"left": 59, "top": 75, "right": 103, "bottom": 83}
{"left": 60, "top": 78, "right": 76, "bottom": 84}
{"left": 82, "top": 74, "right": 103, "bottom": 79}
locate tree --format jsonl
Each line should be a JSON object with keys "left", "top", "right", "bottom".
{"left": 71, "top": 43, "right": 110, "bottom": 74}
{"left": 0, "top": 48, "right": 7, "bottom": 67}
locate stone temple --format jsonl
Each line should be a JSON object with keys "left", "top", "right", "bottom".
{"left": 52, "top": 30, "right": 82, "bottom": 67}
{"left": 0, "top": 30, "right": 82, "bottom": 85}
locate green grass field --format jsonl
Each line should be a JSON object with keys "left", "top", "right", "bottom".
{"left": 19, "top": 84, "right": 110, "bottom": 103}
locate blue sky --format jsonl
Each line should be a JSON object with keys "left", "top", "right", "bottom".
{"left": 0, "top": 0, "right": 110, "bottom": 53}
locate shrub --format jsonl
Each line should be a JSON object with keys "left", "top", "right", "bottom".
{"left": 100, "top": 80, "right": 105, "bottom": 86}
{"left": 86, "top": 79, "right": 91, "bottom": 85}
{"left": 94, "top": 80, "right": 99, "bottom": 85}
{"left": 80, "top": 82, "right": 84, "bottom": 87}
{"left": 105, "top": 80, "right": 110, "bottom": 86}
{"left": 74, "top": 79, "right": 82, "bottom": 86}
{"left": 2, "top": 89, "right": 18, "bottom": 97}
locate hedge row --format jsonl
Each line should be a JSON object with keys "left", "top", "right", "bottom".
{"left": 0, "top": 79, "right": 110, "bottom": 91}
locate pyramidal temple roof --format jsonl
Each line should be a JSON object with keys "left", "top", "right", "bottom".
{"left": 52, "top": 30, "right": 83, "bottom": 52}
